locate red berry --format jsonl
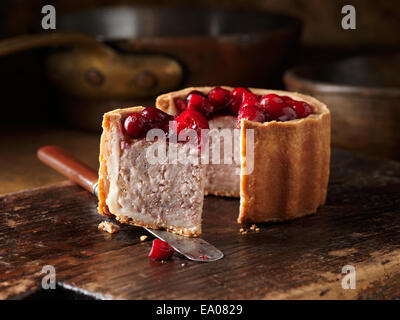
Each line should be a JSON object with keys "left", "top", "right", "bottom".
{"left": 281, "top": 96, "right": 294, "bottom": 104}
{"left": 277, "top": 107, "right": 297, "bottom": 121}
{"left": 186, "top": 93, "right": 214, "bottom": 118}
{"left": 237, "top": 104, "right": 266, "bottom": 128}
{"left": 187, "top": 90, "right": 205, "bottom": 98}
{"left": 148, "top": 239, "right": 174, "bottom": 261}
{"left": 175, "top": 98, "right": 187, "bottom": 113}
{"left": 187, "top": 93, "right": 204, "bottom": 110}
{"left": 141, "top": 107, "right": 173, "bottom": 130}
{"left": 259, "top": 94, "right": 287, "bottom": 120}
{"left": 173, "top": 109, "right": 209, "bottom": 138}
{"left": 292, "top": 101, "right": 312, "bottom": 118}
{"left": 229, "top": 87, "right": 250, "bottom": 114}
{"left": 123, "top": 113, "right": 147, "bottom": 138}
{"left": 242, "top": 91, "right": 259, "bottom": 105}
{"left": 207, "top": 87, "right": 230, "bottom": 110}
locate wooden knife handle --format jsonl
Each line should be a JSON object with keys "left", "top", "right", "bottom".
{"left": 37, "top": 145, "right": 98, "bottom": 194}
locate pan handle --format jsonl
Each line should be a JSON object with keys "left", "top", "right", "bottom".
{"left": 0, "top": 32, "right": 110, "bottom": 57}
{"left": 37, "top": 145, "right": 98, "bottom": 195}
{"left": 0, "top": 32, "right": 183, "bottom": 98}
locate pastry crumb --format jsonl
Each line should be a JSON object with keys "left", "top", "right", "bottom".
{"left": 255, "top": 227, "right": 260, "bottom": 232}
{"left": 98, "top": 221, "right": 120, "bottom": 234}
{"left": 241, "top": 230, "right": 248, "bottom": 235}
{"left": 250, "top": 224, "right": 257, "bottom": 231}
{"left": 239, "top": 228, "right": 245, "bottom": 232}
{"left": 140, "top": 235, "right": 148, "bottom": 242}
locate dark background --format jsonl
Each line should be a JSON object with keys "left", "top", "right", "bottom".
{"left": 1, "top": 0, "right": 399, "bottom": 47}
{"left": 0, "top": 0, "right": 399, "bottom": 125}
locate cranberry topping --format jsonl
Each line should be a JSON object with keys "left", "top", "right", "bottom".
{"left": 277, "top": 107, "right": 298, "bottom": 121}
{"left": 169, "top": 87, "right": 315, "bottom": 129}
{"left": 242, "top": 91, "right": 259, "bottom": 106}
{"left": 187, "top": 93, "right": 214, "bottom": 118}
{"left": 187, "top": 90, "right": 206, "bottom": 98}
{"left": 259, "top": 94, "right": 285, "bottom": 116}
{"left": 237, "top": 105, "right": 266, "bottom": 128}
{"left": 173, "top": 109, "right": 209, "bottom": 140}
{"left": 123, "top": 107, "right": 173, "bottom": 139}
{"left": 259, "top": 94, "right": 299, "bottom": 121}
{"left": 281, "top": 95, "right": 294, "bottom": 104}
{"left": 142, "top": 107, "right": 174, "bottom": 130}
{"left": 175, "top": 98, "right": 188, "bottom": 113}
{"left": 123, "top": 113, "right": 147, "bottom": 138}
{"left": 207, "top": 87, "right": 230, "bottom": 111}
{"left": 292, "top": 101, "right": 312, "bottom": 118}
{"left": 148, "top": 239, "right": 174, "bottom": 261}
{"left": 229, "top": 87, "right": 250, "bottom": 114}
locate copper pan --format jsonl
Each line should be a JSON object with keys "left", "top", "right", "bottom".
{"left": 0, "top": 6, "right": 301, "bottom": 131}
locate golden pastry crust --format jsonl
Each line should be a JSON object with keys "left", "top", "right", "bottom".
{"left": 98, "top": 106, "right": 202, "bottom": 237}
{"left": 239, "top": 92, "right": 330, "bottom": 224}
{"left": 156, "top": 87, "right": 331, "bottom": 224}
{"left": 98, "top": 106, "right": 144, "bottom": 218}
{"left": 115, "top": 215, "right": 200, "bottom": 237}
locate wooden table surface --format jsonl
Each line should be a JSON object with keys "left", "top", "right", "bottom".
{"left": 1, "top": 149, "right": 400, "bottom": 300}
{"left": 0, "top": 125, "right": 100, "bottom": 195}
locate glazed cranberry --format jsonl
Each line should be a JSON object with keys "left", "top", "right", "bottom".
{"left": 187, "top": 93, "right": 204, "bottom": 111}
{"left": 173, "top": 109, "right": 209, "bottom": 136}
{"left": 229, "top": 87, "right": 250, "bottom": 114}
{"left": 292, "top": 101, "right": 312, "bottom": 118}
{"left": 259, "top": 93, "right": 285, "bottom": 107}
{"left": 187, "top": 90, "right": 206, "bottom": 98}
{"left": 281, "top": 96, "right": 294, "bottom": 104}
{"left": 277, "top": 107, "right": 297, "bottom": 121}
{"left": 148, "top": 239, "right": 174, "bottom": 261}
{"left": 237, "top": 105, "right": 266, "bottom": 128}
{"left": 142, "top": 107, "right": 173, "bottom": 130}
{"left": 259, "top": 94, "right": 287, "bottom": 120}
{"left": 207, "top": 87, "right": 230, "bottom": 110}
{"left": 123, "top": 113, "right": 147, "bottom": 138}
{"left": 175, "top": 98, "right": 188, "bottom": 113}
{"left": 242, "top": 91, "right": 259, "bottom": 105}
{"left": 173, "top": 110, "right": 209, "bottom": 146}
{"left": 187, "top": 93, "right": 214, "bottom": 118}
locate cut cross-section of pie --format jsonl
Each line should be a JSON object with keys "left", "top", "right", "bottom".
{"left": 98, "top": 106, "right": 205, "bottom": 237}
{"left": 156, "top": 86, "right": 331, "bottom": 224}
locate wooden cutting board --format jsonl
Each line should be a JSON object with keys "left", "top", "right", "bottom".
{"left": 1, "top": 149, "right": 400, "bottom": 300}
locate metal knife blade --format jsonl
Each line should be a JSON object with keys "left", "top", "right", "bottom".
{"left": 94, "top": 183, "right": 224, "bottom": 262}
{"left": 144, "top": 228, "right": 224, "bottom": 262}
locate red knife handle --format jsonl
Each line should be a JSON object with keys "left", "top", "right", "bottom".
{"left": 37, "top": 145, "right": 98, "bottom": 195}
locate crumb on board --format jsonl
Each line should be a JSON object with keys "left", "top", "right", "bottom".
{"left": 140, "top": 235, "right": 148, "bottom": 242}
{"left": 98, "top": 221, "right": 120, "bottom": 234}
{"left": 240, "top": 225, "right": 260, "bottom": 235}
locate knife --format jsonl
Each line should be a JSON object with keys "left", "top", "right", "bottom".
{"left": 37, "top": 146, "right": 223, "bottom": 262}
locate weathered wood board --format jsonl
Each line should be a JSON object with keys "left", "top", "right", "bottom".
{"left": 1, "top": 149, "right": 400, "bottom": 299}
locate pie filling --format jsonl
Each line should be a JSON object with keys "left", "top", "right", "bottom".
{"left": 99, "top": 87, "right": 328, "bottom": 235}
{"left": 122, "top": 87, "right": 314, "bottom": 142}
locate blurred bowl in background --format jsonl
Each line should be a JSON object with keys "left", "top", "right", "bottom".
{"left": 54, "top": 6, "right": 301, "bottom": 131}
{"left": 284, "top": 53, "right": 400, "bottom": 161}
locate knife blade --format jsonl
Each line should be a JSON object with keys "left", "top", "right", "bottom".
{"left": 38, "top": 145, "right": 224, "bottom": 262}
